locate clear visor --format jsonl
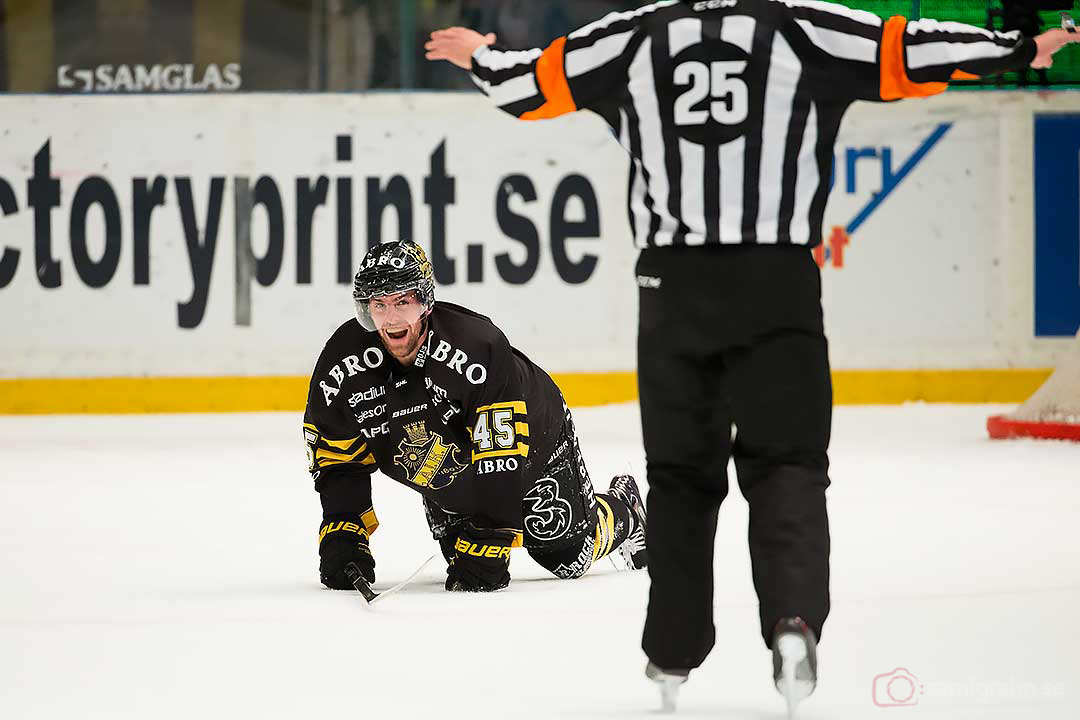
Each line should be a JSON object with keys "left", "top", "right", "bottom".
{"left": 354, "top": 290, "right": 431, "bottom": 332}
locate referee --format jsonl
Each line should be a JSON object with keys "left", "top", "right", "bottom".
{"left": 426, "top": 1, "right": 1078, "bottom": 712}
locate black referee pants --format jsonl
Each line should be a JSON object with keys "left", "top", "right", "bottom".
{"left": 636, "top": 245, "right": 831, "bottom": 671}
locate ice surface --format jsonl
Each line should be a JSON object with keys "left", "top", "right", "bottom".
{"left": 2, "top": 404, "right": 1079, "bottom": 719}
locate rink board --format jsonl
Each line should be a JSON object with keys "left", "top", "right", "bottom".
{"left": 0, "top": 369, "right": 1055, "bottom": 413}
{"left": 1, "top": 91, "right": 1077, "bottom": 411}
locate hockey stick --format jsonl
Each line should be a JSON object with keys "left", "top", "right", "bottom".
{"left": 344, "top": 563, "right": 379, "bottom": 605}
{"left": 345, "top": 553, "right": 439, "bottom": 607}
{"left": 370, "top": 554, "right": 438, "bottom": 604}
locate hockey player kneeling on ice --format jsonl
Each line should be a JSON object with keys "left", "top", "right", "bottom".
{"left": 304, "top": 240, "right": 648, "bottom": 592}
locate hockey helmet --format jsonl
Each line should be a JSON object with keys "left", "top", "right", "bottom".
{"left": 352, "top": 241, "right": 436, "bottom": 331}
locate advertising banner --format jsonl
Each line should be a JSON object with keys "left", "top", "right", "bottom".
{"left": 1034, "top": 114, "right": 1080, "bottom": 338}
{"left": 0, "top": 93, "right": 1073, "bottom": 400}
{"left": 0, "top": 94, "right": 636, "bottom": 377}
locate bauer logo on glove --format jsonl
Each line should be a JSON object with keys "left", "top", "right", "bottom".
{"left": 319, "top": 515, "right": 375, "bottom": 590}
{"left": 445, "top": 522, "right": 516, "bottom": 592}
{"left": 453, "top": 537, "right": 512, "bottom": 559}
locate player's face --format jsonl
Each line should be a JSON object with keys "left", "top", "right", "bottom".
{"left": 370, "top": 291, "right": 428, "bottom": 362}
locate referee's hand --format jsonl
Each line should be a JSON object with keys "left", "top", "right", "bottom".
{"left": 425, "top": 28, "right": 497, "bottom": 70}
{"left": 1031, "top": 29, "right": 1080, "bottom": 69}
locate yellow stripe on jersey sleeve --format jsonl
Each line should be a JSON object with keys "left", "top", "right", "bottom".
{"left": 304, "top": 423, "right": 376, "bottom": 471}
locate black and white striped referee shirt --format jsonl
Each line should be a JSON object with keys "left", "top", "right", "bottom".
{"left": 469, "top": 0, "right": 1035, "bottom": 249}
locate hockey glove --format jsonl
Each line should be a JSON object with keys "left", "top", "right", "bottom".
{"left": 319, "top": 515, "right": 375, "bottom": 590}
{"left": 445, "top": 521, "right": 515, "bottom": 592}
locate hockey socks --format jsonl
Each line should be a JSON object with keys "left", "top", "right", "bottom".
{"left": 593, "top": 486, "right": 649, "bottom": 569}
{"left": 592, "top": 494, "right": 633, "bottom": 562}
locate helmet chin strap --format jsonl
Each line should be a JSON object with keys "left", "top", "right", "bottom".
{"left": 406, "top": 316, "right": 433, "bottom": 365}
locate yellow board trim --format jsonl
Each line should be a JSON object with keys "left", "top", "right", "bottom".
{"left": 0, "top": 370, "right": 1053, "bottom": 414}
{"left": 829, "top": 369, "right": 1053, "bottom": 405}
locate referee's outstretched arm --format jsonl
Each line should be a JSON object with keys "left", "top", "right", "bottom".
{"left": 426, "top": 1, "right": 1079, "bottom": 117}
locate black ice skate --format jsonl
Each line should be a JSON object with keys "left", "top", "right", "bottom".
{"left": 608, "top": 474, "right": 648, "bottom": 570}
{"left": 772, "top": 617, "right": 818, "bottom": 719}
{"left": 645, "top": 662, "right": 689, "bottom": 713}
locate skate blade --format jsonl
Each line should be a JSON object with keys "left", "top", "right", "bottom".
{"left": 646, "top": 664, "right": 687, "bottom": 714}
{"left": 776, "top": 634, "right": 814, "bottom": 719}
{"left": 657, "top": 677, "right": 682, "bottom": 713}
{"left": 617, "top": 544, "right": 646, "bottom": 571}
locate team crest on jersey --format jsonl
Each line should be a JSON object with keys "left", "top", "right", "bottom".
{"left": 393, "top": 421, "right": 466, "bottom": 490}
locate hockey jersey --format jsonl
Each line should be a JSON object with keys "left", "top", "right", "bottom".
{"left": 303, "top": 302, "right": 566, "bottom": 537}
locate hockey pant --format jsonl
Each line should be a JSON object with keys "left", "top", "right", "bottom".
{"left": 523, "top": 403, "right": 634, "bottom": 578}
{"left": 422, "top": 403, "right": 634, "bottom": 579}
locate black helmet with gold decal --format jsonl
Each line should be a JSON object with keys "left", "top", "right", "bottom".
{"left": 352, "top": 241, "right": 436, "bottom": 331}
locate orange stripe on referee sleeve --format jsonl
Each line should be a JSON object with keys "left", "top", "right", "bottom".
{"left": 520, "top": 36, "right": 577, "bottom": 121}
{"left": 879, "top": 16, "right": 947, "bottom": 101}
